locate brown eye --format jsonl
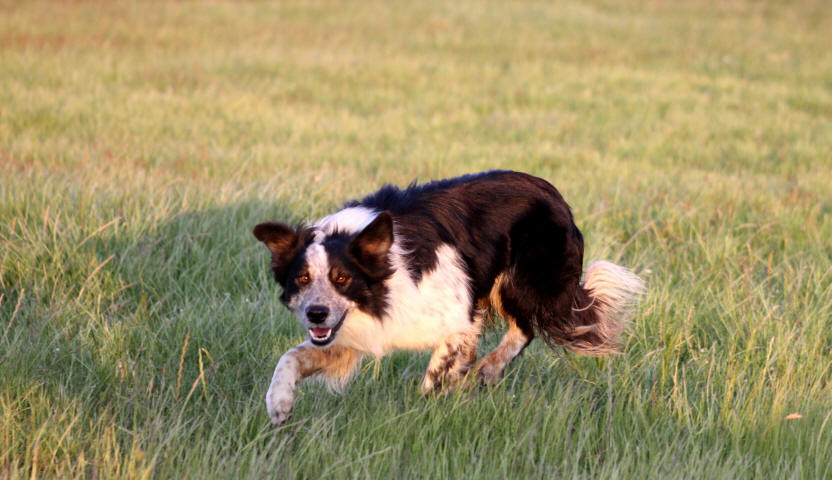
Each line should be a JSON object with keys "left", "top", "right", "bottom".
{"left": 297, "top": 274, "right": 310, "bottom": 285}
{"left": 334, "top": 273, "right": 349, "bottom": 285}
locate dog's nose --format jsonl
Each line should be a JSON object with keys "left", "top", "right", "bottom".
{"left": 305, "top": 305, "right": 329, "bottom": 324}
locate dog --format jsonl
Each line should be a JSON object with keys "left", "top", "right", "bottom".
{"left": 253, "top": 170, "right": 645, "bottom": 425}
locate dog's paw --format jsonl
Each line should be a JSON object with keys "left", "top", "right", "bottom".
{"left": 266, "top": 387, "right": 294, "bottom": 426}
{"left": 475, "top": 364, "right": 501, "bottom": 386}
{"left": 419, "top": 375, "right": 441, "bottom": 396}
{"left": 269, "top": 405, "right": 293, "bottom": 426}
{"left": 420, "top": 373, "right": 469, "bottom": 396}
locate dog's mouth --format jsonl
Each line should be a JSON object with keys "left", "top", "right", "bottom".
{"left": 308, "top": 312, "right": 347, "bottom": 346}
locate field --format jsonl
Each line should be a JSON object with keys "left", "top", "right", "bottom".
{"left": 2, "top": 0, "right": 831, "bottom": 478}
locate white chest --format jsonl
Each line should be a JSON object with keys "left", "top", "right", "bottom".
{"left": 335, "top": 244, "right": 476, "bottom": 357}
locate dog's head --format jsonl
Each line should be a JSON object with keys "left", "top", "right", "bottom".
{"left": 253, "top": 212, "right": 393, "bottom": 346}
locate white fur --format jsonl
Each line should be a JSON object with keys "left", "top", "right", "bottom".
{"left": 335, "top": 243, "right": 476, "bottom": 357}
{"left": 582, "top": 260, "right": 646, "bottom": 330}
{"left": 306, "top": 205, "right": 478, "bottom": 357}
{"left": 305, "top": 243, "right": 329, "bottom": 277}
{"left": 420, "top": 330, "right": 479, "bottom": 393}
{"left": 265, "top": 347, "right": 302, "bottom": 425}
{"left": 313, "top": 206, "right": 378, "bottom": 240}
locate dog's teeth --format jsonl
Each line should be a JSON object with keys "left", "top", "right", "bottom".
{"left": 309, "top": 328, "right": 332, "bottom": 340}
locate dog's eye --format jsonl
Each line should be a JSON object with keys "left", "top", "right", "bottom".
{"left": 297, "top": 274, "right": 310, "bottom": 286}
{"left": 334, "top": 274, "right": 349, "bottom": 285}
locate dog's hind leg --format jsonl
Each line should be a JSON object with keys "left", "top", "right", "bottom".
{"left": 420, "top": 330, "right": 479, "bottom": 394}
{"left": 473, "top": 274, "right": 534, "bottom": 385}
{"left": 475, "top": 318, "right": 533, "bottom": 385}
{"left": 266, "top": 343, "right": 362, "bottom": 425}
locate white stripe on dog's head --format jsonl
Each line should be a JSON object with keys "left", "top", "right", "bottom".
{"left": 304, "top": 243, "right": 329, "bottom": 279}
{"left": 313, "top": 206, "right": 378, "bottom": 241}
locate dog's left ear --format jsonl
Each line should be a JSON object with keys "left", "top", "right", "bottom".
{"left": 349, "top": 211, "right": 393, "bottom": 276}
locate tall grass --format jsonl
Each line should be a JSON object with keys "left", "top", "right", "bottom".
{"left": 1, "top": 0, "right": 831, "bottom": 478}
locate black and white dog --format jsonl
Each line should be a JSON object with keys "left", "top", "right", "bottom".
{"left": 254, "top": 170, "right": 644, "bottom": 425}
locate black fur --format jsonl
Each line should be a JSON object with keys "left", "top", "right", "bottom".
{"left": 346, "top": 212, "right": 394, "bottom": 279}
{"left": 253, "top": 223, "right": 313, "bottom": 290}
{"left": 346, "top": 170, "right": 604, "bottom": 347}
{"left": 273, "top": 230, "right": 315, "bottom": 305}
{"left": 322, "top": 234, "right": 392, "bottom": 319}
{"left": 257, "top": 170, "right": 626, "bottom": 350}
{"left": 347, "top": 170, "right": 579, "bottom": 298}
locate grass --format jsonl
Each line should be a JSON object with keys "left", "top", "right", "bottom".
{"left": 1, "top": 0, "right": 831, "bottom": 477}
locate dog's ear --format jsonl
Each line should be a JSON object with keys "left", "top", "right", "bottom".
{"left": 253, "top": 222, "right": 300, "bottom": 281}
{"left": 348, "top": 212, "right": 393, "bottom": 276}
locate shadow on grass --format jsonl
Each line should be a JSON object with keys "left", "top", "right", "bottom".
{"left": 0, "top": 200, "right": 310, "bottom": 471}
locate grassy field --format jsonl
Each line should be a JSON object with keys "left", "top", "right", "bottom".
{"left": 2, "top": 0, "right": 831, "bottom": 477}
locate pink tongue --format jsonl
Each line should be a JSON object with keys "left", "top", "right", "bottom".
{"left": 311, "top": 328, "right": 330, "bottom": 337}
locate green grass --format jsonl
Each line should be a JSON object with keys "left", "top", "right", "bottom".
{"left": 2, "top": 0, "right": 831, "bottom": 477}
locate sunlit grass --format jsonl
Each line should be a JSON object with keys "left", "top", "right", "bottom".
{"left": 1, "top": 0, "right": 831, "bottom": 478}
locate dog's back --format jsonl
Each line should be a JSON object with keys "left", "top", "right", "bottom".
{"left": 349, "top": 170, "right": 644, "bottom": 355}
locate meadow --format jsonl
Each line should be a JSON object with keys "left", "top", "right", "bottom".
{"left": 1, "top": 0, "right": 831, "bottom": 477}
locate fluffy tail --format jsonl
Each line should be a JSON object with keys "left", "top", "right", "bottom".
{"left": 537, "top": 260, "right": 646, "bottom": 355}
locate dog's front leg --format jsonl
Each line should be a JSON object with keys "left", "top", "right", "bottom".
{"left": 420, "top": 332, "right": 478, "bottom": 394}
{"left": 266, "top": 343, "right": 361, "bottom": 425}
{"left": 266, "top": 346, "right": 306, "bottom": 426}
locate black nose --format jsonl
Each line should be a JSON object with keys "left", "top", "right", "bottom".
{"left": 306, "top": 305, "right": 329, "bottom": 324}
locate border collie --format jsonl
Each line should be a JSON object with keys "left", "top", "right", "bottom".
{"left": 254, "top": 170, "right": 645, "bottom": 425}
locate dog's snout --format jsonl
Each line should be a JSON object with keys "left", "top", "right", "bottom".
{"left": 305, "top": 305, "right": 329, "bottom": 324}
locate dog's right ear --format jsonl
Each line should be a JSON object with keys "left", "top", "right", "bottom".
{"left": 253, "top": 222, "right": 299, "bottom": 281}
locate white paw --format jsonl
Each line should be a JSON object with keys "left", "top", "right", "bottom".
{"left": 419, "top": 377, "right": 436, "bottom": 396}
{"left": 266, "top": 386, "right": 294, "bottom": 426}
